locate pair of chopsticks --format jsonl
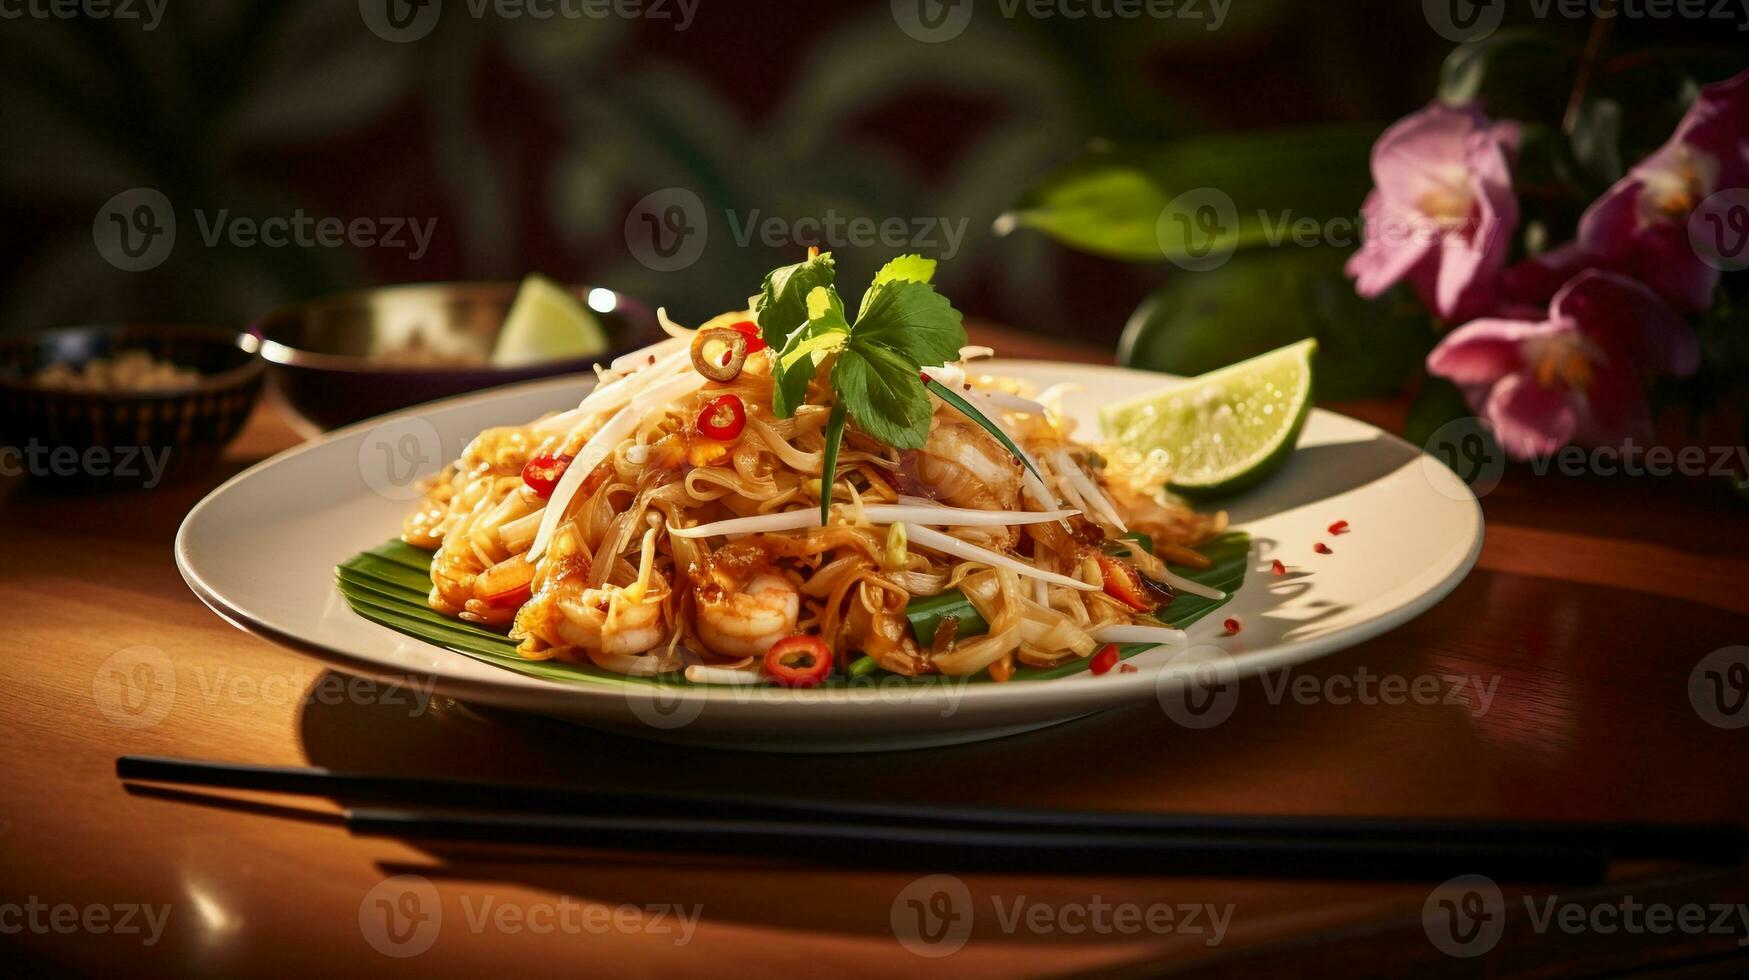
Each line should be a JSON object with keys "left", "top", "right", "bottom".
{"left": 117, "top": 755, "right": 1745, "bottom": 884}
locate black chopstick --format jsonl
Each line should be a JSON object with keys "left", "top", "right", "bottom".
{"left": 345, "top": 807, "right": 1610, "bottom": 882}
{"left": 116, "top": 755, "right": 1747, "bottom": 867}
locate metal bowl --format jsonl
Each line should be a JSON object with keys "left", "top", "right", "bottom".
{"left": 0, "top": 324, "right": 264, "bottom": 490}
{"left": 253, "top": 281, "right": 661, "bottom": 433}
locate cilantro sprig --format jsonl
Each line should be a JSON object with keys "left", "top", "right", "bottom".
{"left": 751, "top": 253, "right": 967, "bottom": 521}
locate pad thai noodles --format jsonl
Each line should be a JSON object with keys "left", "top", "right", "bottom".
{"left": 398, "top": 253, "right": 1226, "bottom": 686}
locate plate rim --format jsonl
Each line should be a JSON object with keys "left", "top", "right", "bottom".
{"left": 176, "top": 362, "right": 1484, "bottom": 713}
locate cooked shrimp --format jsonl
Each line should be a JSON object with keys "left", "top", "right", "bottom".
{"left": 555, "top": 582, "right": 668, "bottom": 656}
{"left": 694, "top": 572, "right": 800, "bottom": 658}
{"left": 900, "top": 417, "right": 1023, "bottom": 512}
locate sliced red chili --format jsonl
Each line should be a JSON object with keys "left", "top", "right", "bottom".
{"left": 1314, "top": 542, "right": 1332, "bottom": 555}
{"left": 1272, "top": 559, "right": 1287, "bottom": 576}
{"left": 765, "top": 634, "right": 833, "bottom": 688}
{"left": 728, "top": 319, "right": 767, "bottom": 353}
{"left": 1328, "top": 520, "right": 1350, "bottom": 535}
{"left": 697, "top": 393, "right": 747, "bottom": 441}
{"left": 1095, "top": 553, "right": 1157, "bottom": 613}
{"left": 521, "top": 452, "right": 574, "bottom": 499}
{"left": 1090, "top": 643, "right": 1119, "bottom": 675}
{"left": 1223, "top": 617, "right": 1242, "bottom": 635}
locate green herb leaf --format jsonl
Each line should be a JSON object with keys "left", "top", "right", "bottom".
{"left": 871, "top": 253, "right": 936, "bottom": 287}
{"left": 819, "top": 401, "right": 847, "bottom": 525}
{"left": 832, "top": 344, "right": 933, "bottom": 450}
{"left": 754, "top": 251, "right": 836, "bottom": 350}
{"left": 858, "top": 254, "right": 937, "bottom": 316}
{"left": 853, "top": 279, "right": 965, "bottom": 367}
{"left": 923, "top": 377, "right": 1041, "bottom": 481}
{"left": 771, "top": 286, "right": 851, "bottom": 418}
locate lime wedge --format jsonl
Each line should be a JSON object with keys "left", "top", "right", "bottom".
{"left": 1100, "top": 339, "right": 1315, "bottom": 499}
{"left": 490, "top": 275, "right": 610, "bottom": 367}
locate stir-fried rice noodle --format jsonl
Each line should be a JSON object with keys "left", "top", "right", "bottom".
{"left": 401, "top": 315, "right": 1226, "bottom": 680}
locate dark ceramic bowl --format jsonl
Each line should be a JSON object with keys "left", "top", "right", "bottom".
{"left": 0, "top": 325, "right": 264, "bottom": 490}
{"left": 253, "top": 282, "right": 662, "bottom": 433}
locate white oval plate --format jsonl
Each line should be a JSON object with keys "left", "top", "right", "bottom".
{"left": 177, "top": 361, "right": 1482, "bottom": 752}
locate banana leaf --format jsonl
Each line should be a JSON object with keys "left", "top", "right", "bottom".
{"left": 337, "top": 532, "right": 1250, "bottom": 687}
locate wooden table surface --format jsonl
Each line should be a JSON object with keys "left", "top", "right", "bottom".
{"left": 4, "top": 323, "right": 1748, "bottom": 977}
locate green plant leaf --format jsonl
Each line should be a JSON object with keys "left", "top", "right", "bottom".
{"left": 832, "top": 344, "right": 933, "bottom": 450}
{"left": 771, "top": 286, "right": 850, "bottom": 418}
{"left": 998, "top": 127, "right": 1374, "bottom": 263}
{"left": 1118, "top": 246, "right": 1433, "bottom": 401}
{"left": 852, "top": 279, "right": 966, "bottom": 368}
{"left": 1403, "top": 376, "right": 1476, "bottom": 453}
{"left": 1439, "top": 31, "right": 1579, "bottom": 122}
{"left": 339, "top": 533, "right": 1247, "bottom": 687}
{"left": 753, "top": 251, "right": 836, "bottom": 350}
{"left": 819, "top": 401, "right": 847, "bottom": 526}
{"left": 859, "top": 253, "right": 937, "bottom": 316}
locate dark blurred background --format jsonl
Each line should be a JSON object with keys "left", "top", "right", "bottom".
{"left": 0, "top": 0, "right": 1738, "bottom": 345}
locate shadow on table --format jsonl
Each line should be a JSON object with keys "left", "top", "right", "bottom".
{"left": 280, "top": 659, "right": 1401, "bottom": 945}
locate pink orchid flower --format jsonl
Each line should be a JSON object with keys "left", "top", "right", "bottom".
{"left": 1347, "top": 102, "right": 1520, "bottom": 323}
{"left": 1517, "top": 70, "right": 1749, "bottom": 314}
{"left": 1426, "top": 270, "right": 1699, "bottom": 459}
